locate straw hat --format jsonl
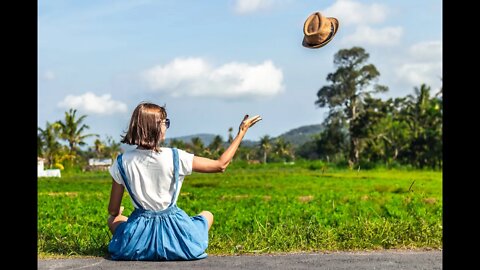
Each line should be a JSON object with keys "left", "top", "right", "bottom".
{"left": 302, "top": 12, "right": 339, "bottom": 49}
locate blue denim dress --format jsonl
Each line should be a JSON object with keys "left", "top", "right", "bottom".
{"left": 108, "top": 148, "right": 209, "bottom": 261}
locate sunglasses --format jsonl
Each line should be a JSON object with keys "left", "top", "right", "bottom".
{"left": 163, "top": 118, "right": 170, "bottom": 129}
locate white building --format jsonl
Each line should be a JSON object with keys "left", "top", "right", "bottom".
{"left": 88, "top": 158, "right": 113, "bottom": 166}
{"left": 85, "top": 158, "right": 113, "bottom": 171}
{"left": 38, "top": 157, "right": 61, "bottom": 178}
{"left": 37, "top": 157, "right": 45, "bottom": 176}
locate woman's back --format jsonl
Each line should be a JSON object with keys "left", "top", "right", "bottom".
{"left": 110, "top": 147, "right": 194, "bottom": 211}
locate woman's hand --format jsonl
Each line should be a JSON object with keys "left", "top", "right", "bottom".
{"left": 239, "top": 114, "right": 262, "bottom": 134}
{"left": 193, "top": 114, "right": 262, "bottom": 173}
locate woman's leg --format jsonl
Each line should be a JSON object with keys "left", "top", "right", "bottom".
{"left": 199, "top": 210, "right": 214, "bottom": 230}
{"left": 107, "top": 206, "right": 128, "bottom": 234}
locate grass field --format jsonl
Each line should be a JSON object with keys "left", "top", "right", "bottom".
{"left": 37, "top": 160, "right": 442, "bottom": 258}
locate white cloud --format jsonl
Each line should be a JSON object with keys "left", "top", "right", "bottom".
{"left": 142, "top": 58, "right": 210, "bottom": 91}
{"left": 324, "top": 0, "right": 388, "bottom": 25}
{"left": 233, "top": 0, "right": 275, "bottom": 14}
{"left": 395, "top": 40, "right": 442, "bottom": 89}
{"left": 44, "top": 70, "right": 56, "bottom": 80}
{"left": 408, "top": 40, "right": 442, "bottom": 62}
{"left": 341, "top": 25, "right": 403, "bottom": 46}
{"left": 58, "top": 92, "right": 128, "bottom": 115}
{"left": 142, "top": 57, "right": 284, "bottom": 100}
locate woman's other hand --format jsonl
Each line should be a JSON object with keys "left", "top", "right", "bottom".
{"left": 239, "top": 114, "right": 262, "bottom": 134}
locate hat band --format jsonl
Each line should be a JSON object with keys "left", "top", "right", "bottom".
{"left": 326, "top": 22, "right": 334, "bottom": 41}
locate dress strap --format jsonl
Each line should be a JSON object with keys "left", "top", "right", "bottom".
{"left": 168, "top": 148, "right": 180, "bottom": 207}
{"left": 116, "top": 154, "right": 143, "bottom": 209}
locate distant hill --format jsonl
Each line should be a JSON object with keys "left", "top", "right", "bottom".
{"left": 120, "top": 124, "right": 323, "bottom": 152}
{"left": 164, "top": 133, "right": 218, "bottom": 146}
{"left": 165, "top": 133, "right": 258, "bottom": 148}
{"left": 276, "top": 124, "right": 324, "bottom": 146}
{"left": 163, "top": 124, "right": 324, "bottom": 148}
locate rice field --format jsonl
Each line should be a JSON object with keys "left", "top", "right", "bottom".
{"left": 38, "top": 161, "right": 442, "bottom": 258}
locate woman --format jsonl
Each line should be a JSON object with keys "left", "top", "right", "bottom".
{"left": 107, "top": 101, "right": 261, "bottom": 260}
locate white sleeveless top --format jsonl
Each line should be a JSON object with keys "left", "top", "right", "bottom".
{"left": 109, "top": 147, "right": 194, "bottom": 211}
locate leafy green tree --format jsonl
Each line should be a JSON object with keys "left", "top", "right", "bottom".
{"left": 315, "top": 111, "right": 349, "bottom": 163}
{"left": 355, "top": 97, "right": 411, "bottom": 166}
{"left": 314, "top": 47, "right": 388, "bottom": 167}
{"left": 236, "top": 145, "right": 257, "bottom": 161}
{"left": 354, "top": 84, "right": 442, "bottom": 169}
{"left": 53, "top": 145, "right": 77, "bottom": 170}
{"left": 296, "top": 140, "right": 319, "bottom": 160}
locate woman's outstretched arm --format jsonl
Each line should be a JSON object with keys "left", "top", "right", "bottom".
{"left": 192, "top": 114, "right": 262, "bottom": 173}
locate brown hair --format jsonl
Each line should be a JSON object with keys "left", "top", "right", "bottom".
{"left": 121, "top": 102, "right": 167, "bottom": 152}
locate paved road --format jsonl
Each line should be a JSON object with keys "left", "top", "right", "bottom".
{"left": 38, "top": 250, "right": 442, "bottom": 270}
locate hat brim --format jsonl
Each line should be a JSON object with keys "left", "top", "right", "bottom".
{"left": 302, "top": 17, "right": 339, "bottom": 49}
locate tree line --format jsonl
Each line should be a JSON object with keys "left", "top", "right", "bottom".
{"left": 37, "top": 108, "right": 121, "bottom": 170}
{"left": 297, "top": 47, "right": 442, "bottom": 169}
{"left": 37, "top": 47, "right": 442, "bottom": 171}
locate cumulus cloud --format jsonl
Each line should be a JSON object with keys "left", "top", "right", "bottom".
{"left": 324, "top": 0, "right": 388, "bottom": 25}
{"left": 408, "top": 40, "right": 442, "bottom": 62}
{"left": 142, "top": 57, "right": 284, "bottom": 100}
{"left": 395, "top": 41, "right": 442, "bottom": 88}
{"left": 233, "top": 0, "right": 275, "bottom": 14}
{"left": 341, "top": 25, "right": 403, "bottom": 46}
{"left": 324, "top": 0, "right": 400, "bottom": 47}
{"left": 58, "top": 92, "right": 128, "bottom": 115}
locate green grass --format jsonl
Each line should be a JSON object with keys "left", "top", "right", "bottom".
{"left": 38, "top": 162, "right": 442, "bottom": 258}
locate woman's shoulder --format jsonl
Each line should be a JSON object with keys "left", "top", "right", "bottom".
{"left": 161, "top": 147, "right": 193, "bottom": 157}
{"left": 160, "top": 146, "right": 183, "bottom": 152}
{"left": 160, "top": 147, "right": 172, "bottom": 152}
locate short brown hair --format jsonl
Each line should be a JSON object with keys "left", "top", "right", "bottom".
{"left": 121, "top": 102, "right": 167, "bottom": 152}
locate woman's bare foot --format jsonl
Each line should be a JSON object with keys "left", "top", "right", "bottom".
{"left": 107, "top": 206, "right": 125, "bottom": 222}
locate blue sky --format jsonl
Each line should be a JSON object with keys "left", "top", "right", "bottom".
{"left": 38, "top": 0, "right": 442, "bottom": 146}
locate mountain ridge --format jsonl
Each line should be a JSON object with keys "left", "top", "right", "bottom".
{"left": 164, "top": 124, "right": 324, "bottom": 147}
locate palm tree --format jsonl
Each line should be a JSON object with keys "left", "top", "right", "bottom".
{"left": 38, "top": 121, "right": 62, "bottom": 168}
{"left": 273, "top": 137, "right": 294, "bottom": 162}
{"left": 228, "top": 127, "right": 233, "bottom": 143}
{"left": 208, "top": 135, "right": 225, "bottom": 159}
{"left": 89, "top": 136, "right": 122, "bottom": 160}
{"left": 402, "top": 84, "right": 442, "bottom": 168}
{"left": 57, "top": 108, "right": 98, "bottom": 154}
{"left": 259, "top": 135, "right": 272, "bottom": 164}
{"left": 190, "top": 137, "right": 205, "bottom": 155}
{"left": 38, "top": 133, "right": 43, "bottom": 157}
{"left": 93, "top": 138, "right": 105, "bottom": 158}
{"left": 104, "top": 136, "right": 122, "bottom": 160}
